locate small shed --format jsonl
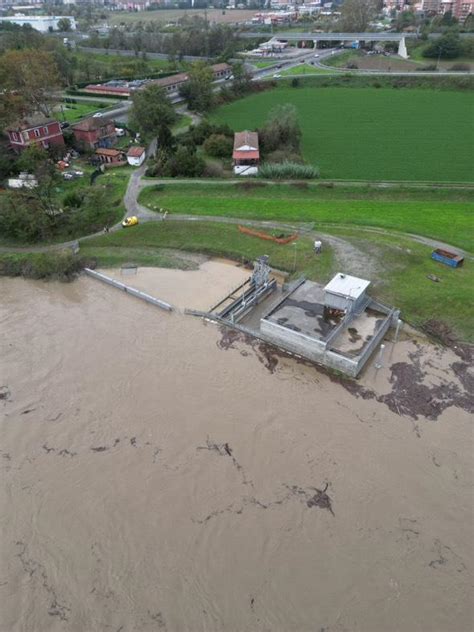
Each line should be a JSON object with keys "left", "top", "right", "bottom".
{"left": 127, "top": 146, "right": 146, "bottom": 167}
{"left": 324, "top": 273, "right": 371, "bottom": 313}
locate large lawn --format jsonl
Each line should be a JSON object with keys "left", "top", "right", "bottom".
{"left": 139, "top": 183, "right": 474, "bottom": 251}
{"left": 209, "top": 87, "right": 474, "bottom": 182}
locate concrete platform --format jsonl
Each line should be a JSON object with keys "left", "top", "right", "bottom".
{"left": 265, "top": 282, "right": 342, "bottom": 340}
{"left": 331, "top": 308, "right": 387, "bottom": 357}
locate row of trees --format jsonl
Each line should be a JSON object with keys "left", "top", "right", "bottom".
{"left": 87, "top": 16, "right": 241, "bottom": 59}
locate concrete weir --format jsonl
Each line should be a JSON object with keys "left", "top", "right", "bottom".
{"left": 84, "top": 268, "right": 174, "bottom": 312}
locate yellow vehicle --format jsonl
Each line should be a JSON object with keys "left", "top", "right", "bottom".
{"left": 122, "top": 216, "right": 139, "bottom": 228}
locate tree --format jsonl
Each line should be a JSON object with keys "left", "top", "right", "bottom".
{"left": 230, "top": 61, "right": 252, "bottom": 96}
{"left": 339, "top": 0, "right": 377, "bottom": 32}
{"left": 259, "top": 104, "right": 302, "bottom": 155}
{"left": 57, "top": 18, "right": 72, "bottom": 32}
{"left": 0, "top": 146, "right": 62, "bottom": 242}
{"left": 423, "top": 31, "right": 463, "bottom": 59}
{"left": 130, "top": 84, "right": 177, "bottom": 141}
{"left": 203, "top": 133, "right": 233, "bottom": 158}
{"left": 0, "top": 49, "right": 61, "bottom": 127}
{"left": 168, "top": 146, "right": 205, "bottom": 177}
{"left": 179, "top": 63, "right": 214, "bottom": 113}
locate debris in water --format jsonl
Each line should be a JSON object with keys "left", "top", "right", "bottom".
{"left": 306, "top": 483, "right": 335, "bottom": 516}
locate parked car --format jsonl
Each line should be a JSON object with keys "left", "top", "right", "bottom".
{"left": 122, "top": 216, "right": 139, "bottom": 228}
{"left": 115, "top": 128, "right": 125, "bottom": 137}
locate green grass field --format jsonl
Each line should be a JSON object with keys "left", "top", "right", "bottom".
{"left": 59, "top": 102, "right": 107, "bottom": 123}
{"left": 138, "top": 183, "right": 474, "bottom": 251}
{"left": 280, "top": 64, "right": 337, "bottom": 76}
{"left": 209, "top": 87, "right": 474, "bottom": 182}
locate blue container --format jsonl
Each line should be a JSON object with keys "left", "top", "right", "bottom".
{"left": 431, "top": 249, "right": 464, "bottom": 268}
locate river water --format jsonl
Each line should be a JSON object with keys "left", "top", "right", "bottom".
{"left": 1, "top": 266, "right": 472, "bottom": 632}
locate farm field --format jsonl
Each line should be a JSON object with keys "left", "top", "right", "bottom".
{"left": 138, "top": 183, "right": 474, "bottom": 251}
{"left": 209, "top": 87, "right": 474, "bottom": 181}
{"left": 58, "top": 101, "right": 108, "bottom": 123}
{"left": 107, "top": 8, "right": 259, "bottom": 25}
{"left": 81, "top": 220, "right": 474, "bottom": 341}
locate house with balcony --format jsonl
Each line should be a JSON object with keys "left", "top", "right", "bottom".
{"left": 71, "top": 117, "right": 116, "bottom": 150}
{"left": 233, "top": 131, "right": 260, "bottom": 176}
{"left": 6, "top": 115, "right": 65, "bottom": 153}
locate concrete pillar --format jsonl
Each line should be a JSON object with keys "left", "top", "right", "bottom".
{"left": 398, "top": 37, "right": 408, "bottom": 59}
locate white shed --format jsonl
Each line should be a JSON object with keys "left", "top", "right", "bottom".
{"left": 324, "top": 273, "right": 371, "bottom": 313}
{"left": 127, "top": 146, "right": 146, "bottom": 167}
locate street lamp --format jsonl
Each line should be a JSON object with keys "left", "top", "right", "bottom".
{"left": 293, "top": 241, "right": 298, "bottom": 272}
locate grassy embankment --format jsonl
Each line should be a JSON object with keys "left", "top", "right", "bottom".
{"left": 209, "top": 86, "right": 474, "bottom": 182}
{"left": 138, "top": 183, "right": 474, "bottom": 251}
{"left": 80, "top": 221, "right": 334, "bottom": 281}
{"left": 79, "top": 217, "right": 473, "bottom": 341}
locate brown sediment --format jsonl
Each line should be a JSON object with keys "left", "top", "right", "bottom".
{"left": 216, "top": 327, "right": 473, "bottom": 421}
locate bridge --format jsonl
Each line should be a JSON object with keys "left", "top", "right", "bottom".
{"left": 240, "top": 32, "right": 417, "bottom": 58}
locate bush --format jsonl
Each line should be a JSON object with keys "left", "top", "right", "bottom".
{"left": 203, "top": 162, "right": 224, "bottom": 178}
{"left": 265, "top": 150, "right": 303, "bottom": 164}
{"left": 63, "top": 191, "right": 83, "bottom": 209}
{"left": 203, "top": 133, "right": 233, "bottom": 158}
{"left": 167, "top": 146, "right": 205, "bottom": 178}
{"left": 346, "top": 62, "right": 358, "bottom": 69}
{"left": 449, "top": 63, "right": 470, "bottom": 71}
{"left": 419, "top": 64, "right": 438, "bottom": 71}
{"left": 291, "top": 78, "right": 300, "bottom": 88}
{"left": 0, "top": 251, "right": 92, "bottom": 280}
{"left": 259, "top": 162, "right": 319, "bottom": 180}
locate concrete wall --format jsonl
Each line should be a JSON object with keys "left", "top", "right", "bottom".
{"left": 260, "top": 318, "right": 361, "bottom": 376}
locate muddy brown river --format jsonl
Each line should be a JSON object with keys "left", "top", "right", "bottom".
{"left": 1, "top": 266, "right": 472, "bottom": 632}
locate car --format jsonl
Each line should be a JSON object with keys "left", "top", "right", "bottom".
{"left": 62, "top": 172, "right": 75, "bottom": 180}
{"left": 122, "top": 216, "right": 139, "bottom": 228}
{"left": 314, "top": 54, "right": 319, "bottom": 58}
{"left": 92, "top": 112, "right": 103, "bottom": 118}
{"left": 273, "top": 73, "right": 282, "bottom": 78}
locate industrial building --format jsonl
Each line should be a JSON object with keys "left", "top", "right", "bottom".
{"left": 207, "top": 263, "right": 400, "bottom": 378}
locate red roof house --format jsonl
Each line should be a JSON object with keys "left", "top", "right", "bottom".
{"left": 94, "top": 148, "right": 126, "bottom": 166}
{"left": 233, "top": 131, "right": 260, "bottom": 175}
{"left": 126, "top": 146, "right": 146, "bottom": 167}
{"left": 6, "top": 115, "right": 65, "bottom": 153}
{"left": 71, "top": 116, "right": 116, "bottom": 150}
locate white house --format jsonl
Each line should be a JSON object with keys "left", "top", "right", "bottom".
{"left": 126, "top": 146, "right": 146, "bottom": 167}
{"left": 233, "top": 131, "right": 260, "bottom": 176}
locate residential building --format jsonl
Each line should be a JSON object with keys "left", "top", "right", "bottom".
{"left": 126, "top": 146, "right": 146, "bottom": 167}
{"left": 94, "top": 147, "right": 126, "bottom": 166}
{"left": 211, "top": 63, "right": 232, "bottom": 80}
{"left": 151, "top": 72, "right": 189, "bottom": 94}
{"left": 233, "top": 131, "right": 259, "bottom": 176}
{"left": 6, "top": 116, "right": 65, "bottom": 153}
{"left": 453, "top": 0, "right": 473, "bottom": 20}
{"left": 71, "top": 117, "right": 116, "bottom": 150}
{"left": 0, "top": 15, "right": 77, "bottom": 32}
